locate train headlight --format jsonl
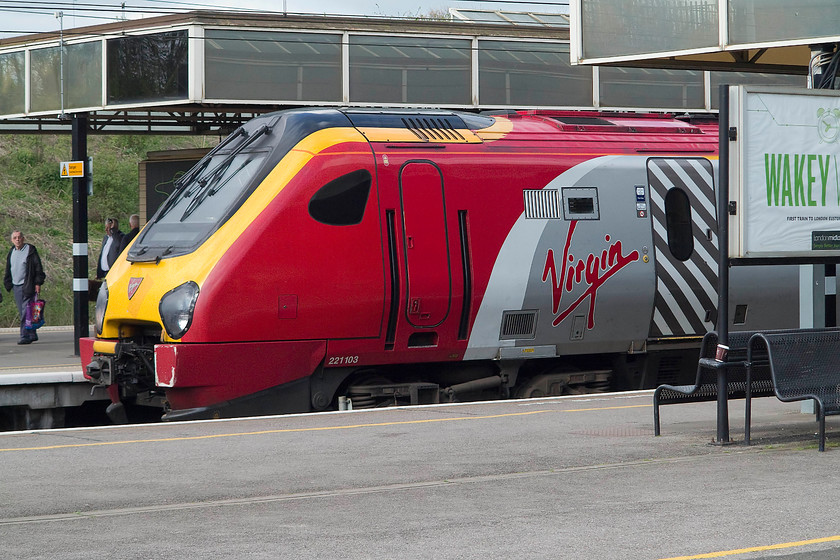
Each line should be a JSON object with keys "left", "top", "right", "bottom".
{"left": 94, "top": 281, "right": 108, "bottom": 336}
{"left": 159, "top": 281, "right": 199, "bottom": 340}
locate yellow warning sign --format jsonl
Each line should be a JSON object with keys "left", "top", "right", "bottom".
{"left": 60, "top": 160, "right": 84, "bottom": 178}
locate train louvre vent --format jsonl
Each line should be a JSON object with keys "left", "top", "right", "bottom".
{"left": 523, "top": 189, "right": 562, "bottom": 219}
{"left": 551, "top": 116, "right": 615, "bottom": 127}
{"left": 655, "top": 355, "right": 685, "bottom": 386}
{"left": 500, "top": 310, "right": 538, "bottom": 340}
{"left": 402, "top": 117, "right": 466, "bottom": 142}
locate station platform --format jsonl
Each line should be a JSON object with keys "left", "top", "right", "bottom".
{"left": 2, "top": 383, "right": 839, "bottom": 559}
{"left": 0, "top": 326, "right": 106, "bottom": 428}
{"left": 0, "top": 325, "right": 85, "bottom": 378}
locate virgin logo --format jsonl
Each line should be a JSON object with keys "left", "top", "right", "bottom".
{"left": 127, "top": 277, "right": 143, "bottom": 300}
{"left": 542, "top": 220, "right": 639, "bottom": 329}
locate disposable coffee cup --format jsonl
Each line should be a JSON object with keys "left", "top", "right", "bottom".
{"left": 715, "top": 344, "right": 729, "bottom": 363}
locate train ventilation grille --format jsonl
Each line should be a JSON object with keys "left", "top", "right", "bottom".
{"left": 523, "top": 189, "right": 562, "bottom": 219}
{"left": 402, "top": 117, "right": 466, "bottom": 142}
{"left": 500, "top": 310, "right": 538, "bottom": 340}
{"left": 656, "top": 356, "right": 684, "bottom": 385}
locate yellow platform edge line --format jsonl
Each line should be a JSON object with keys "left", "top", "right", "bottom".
{"left": 660, "top": 534, "right": 840, "bottom": 560}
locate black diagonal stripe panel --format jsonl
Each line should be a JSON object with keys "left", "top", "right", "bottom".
{"left": 651, "top": 159, "right": 716, "bottom": 231}
{"left": 662, "top": 161, "right": 718, "bottom": 256}
{"left": 651, "top": 282, "right": 683, "bottom": 337}
{"left": 692, "top": 224, "right": 719, "bottom": 259}
{"left": 647, "top": 157, "right": 719, "bottom": 339}
{"left": 648, "top": 169, "right": 718, "bottom": 270}
{"left": 649, "top": 159, "right": 718, "bottom": 282}
{"left": 690, "top": 244, "right": 720, "bottom": 290}
{"left": 656, "top": 264, "right": 707, "bottom": 334}
{"left": 651, "top": 222, "right": 670, "bottom": 253}
{"left": 650, "top": 234, "right": 689, "bottom": 336}
{"left": 653, "top": 161, "right": 717, "bottom": 234}
{"left": 681, "top": 235, "right": 718, "bottom": 291}
{"left": 681, "top": 159, "right": 716, "bottom": 199}
{"left": 650, "top": 200, "right": 716, "bottom": 293}
{"left": 666, "top": 259, "right": 716, "bottom": 318}
{"left": 647, "top": 171, "right": 670, "bottom": 200}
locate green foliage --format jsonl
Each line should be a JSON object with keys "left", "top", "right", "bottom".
{"left": 0, "top": 133, "right": 216, "bottom": 328}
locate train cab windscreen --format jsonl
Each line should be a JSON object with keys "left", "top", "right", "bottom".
{"left": 129, "top": 118, "right": 279, "bottom": 261}
{"left": 127, "top": 109, "right": 354, "bottom": 262}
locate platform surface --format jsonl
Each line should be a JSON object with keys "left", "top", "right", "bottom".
{"left": 0, "top": 326, "right": 83, "bottom": 383}
{"left": 2, "top": 386, "right": 840, "bottom": 559}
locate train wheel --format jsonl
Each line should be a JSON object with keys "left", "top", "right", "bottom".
{"left": 514, "top": 368, "right": 611, "bottom": 399}
{"left": 344, "top": 371, "right": 398, "bottom": 409}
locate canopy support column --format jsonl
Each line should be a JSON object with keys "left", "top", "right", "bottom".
{"left": 72, "top": 114, "right": 89, "bottom": 356}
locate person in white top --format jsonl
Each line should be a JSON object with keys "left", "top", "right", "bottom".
{"left": 96, "top": 218, "right": 124, "bottom": 280}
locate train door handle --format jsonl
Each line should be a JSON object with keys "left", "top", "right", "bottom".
{"left": 410, "top": 298, "right": 421, "bottom": 314}
{"left": 407, "top": 236, "right": 414, "bottom": 249}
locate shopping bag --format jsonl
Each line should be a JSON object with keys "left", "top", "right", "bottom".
{"left": 25, "top": 298, "right": 45, "bottom": 331}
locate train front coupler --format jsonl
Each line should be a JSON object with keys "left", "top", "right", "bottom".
{"left": 84, "top": 357, "right": 129, "bottom": 423}
{"left": 85, "top": 339, "right": 158, "bottom": 423}
{"left": 86, "top": 355, "right": 115, "bottom": 386}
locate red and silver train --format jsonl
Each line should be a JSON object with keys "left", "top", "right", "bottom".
{"left": 81, "top": 108, "right": 799, "bottom": 421}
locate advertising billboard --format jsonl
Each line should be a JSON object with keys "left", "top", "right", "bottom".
{"left": 730, "top": 85, "right": 840, "bottom": 259}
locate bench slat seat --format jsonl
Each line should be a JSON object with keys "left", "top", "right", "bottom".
{"left": 654, "top": 330, "right": 774, "bottom": 436}
{"left": 748, "top": 329, "right": 840, "bottom": 452}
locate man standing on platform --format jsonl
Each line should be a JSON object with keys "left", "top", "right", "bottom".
{"left": 96, "top": 217, "right": 123, "bottom": 280}
{"left": 3, "top": 230, "right": 46, "bottom": 345}
{"left": 118, "top": 213, "right": 140, "bottom": 255}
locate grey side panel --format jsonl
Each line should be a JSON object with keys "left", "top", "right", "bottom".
{"left": 729, "top": 265, "right": 800, "bottom": 331}
{"left": 466, "top": 156, "right": 659, "bottom": 360}
{"left": 524, "top": 158, "right": 657, "bottom": 355}
{"left": 647, "top": 158, "right": 718, "bottom": 337}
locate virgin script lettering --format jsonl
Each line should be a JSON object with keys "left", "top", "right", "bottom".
{"left": 542, "top": 220, "right": 639, "bottom": 329}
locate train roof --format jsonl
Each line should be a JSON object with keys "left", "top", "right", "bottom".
{"left": 245, "top": 107, "right": 721, "bottom": 154}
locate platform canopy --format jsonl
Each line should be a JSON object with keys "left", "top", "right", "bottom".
{"left": 0, "top": 7, "right": 807, "bottom": 135}
{"left": 0, "top": 10, "right": 579, "bottom": 135}
{"left": 449, "top": 8, "right": 570, "bottom": 28}
{"left": 569, "top": 0, "right": 830, "bottom": 74}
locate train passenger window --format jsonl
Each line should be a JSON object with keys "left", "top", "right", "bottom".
{"left": 664, "top": 187, "right": 694, "bottom": 261}
{"left": 309, "top": 169, "right": 372, "bottom": 225}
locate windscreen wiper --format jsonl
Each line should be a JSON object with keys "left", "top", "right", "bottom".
{"left": 176, "top": 127, "right": 245, "bottom": 192}
{"left": 179, "top": 120, "right": 276, "bottom": 222}
{"left": 153, "top": 127, "right": 247, "bottom": 222}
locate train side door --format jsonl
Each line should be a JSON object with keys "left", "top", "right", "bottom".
{"left": 647, "top": 157, "right": 719, "bottom": 337}
{"left": 399, "top": 161, "right": 452, "bottom": 328}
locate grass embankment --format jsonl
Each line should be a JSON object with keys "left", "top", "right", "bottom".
{"left": 0, "top": 134, "right": 216, "bottom": 328}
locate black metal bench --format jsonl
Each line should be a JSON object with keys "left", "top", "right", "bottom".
{"left": 653, "top": 330, "right": 775, "bottom": 436}
{"left": 747, "top": 328, "right": 840, "bottom": 451}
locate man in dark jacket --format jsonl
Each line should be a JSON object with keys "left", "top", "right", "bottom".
{"left": 3, "top": 230, "right": 46, "bottom": 345}
{"left": 118, "top": 214, "right": 140, "bottom": 255}
{"left": 96, "top": 217, "right": 124, "bottom": 280}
